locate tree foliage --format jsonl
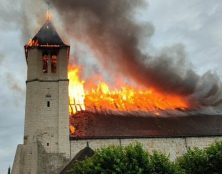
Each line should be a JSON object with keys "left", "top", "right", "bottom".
{"left": 177, "top": 141, "right": 222, "bottom": 174}
{"left": 68, "top": 141, "right": 222, "bottom": 174}
{"left": 206, "top": 141, "right": 222, "bottom": 173}
{"left": 70, "top": 143, "right": 182, "bottom": 174}
{"left": 177, "top": 147, "right": 208, "bottom": 174}
{"left": 150, "top": 152, "right": 182, "bottom": 174}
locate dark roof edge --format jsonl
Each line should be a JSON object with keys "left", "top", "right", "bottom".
{"left": 24, "top": 45, "right": 70, "bottom": 49}
{"left": 70, "top": 134, "right": 222, "bottom": 141}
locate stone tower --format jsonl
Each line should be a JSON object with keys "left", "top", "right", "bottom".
{"left": 24, "top": 20, "right": 70, "bottom": 157}
{"left": 12, "top": 20, "right": 70, "bottom": 174}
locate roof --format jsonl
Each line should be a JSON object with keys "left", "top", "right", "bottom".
{"left": 60, "top": 146, "right": 94, "bottom": 174}
{"left": 30, "top": 20, "right": 67, "bottom": 46}
{"left": 70, "top": 111, "right": 222, "bottom": 139}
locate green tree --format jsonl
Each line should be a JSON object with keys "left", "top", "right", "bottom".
{"left": 71, "top": 143, "right": 181, "bottom": 174}
{"left": 177, "top": 148, "right": 208, "bottom": 174}
{"left": 8, "top": 166, "right": 11, "bottom": 174}
{"left": 177, "top": 141, "right": 222, "bottom": 174}
{"left": 205, "top": 141, "right": 222, "bottom": 173}
{"left": 150, "top": 152, "right": 183, "bottom": 174}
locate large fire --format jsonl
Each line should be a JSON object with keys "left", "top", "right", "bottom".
{"left": 68, "top": 65, "right": 189, "bottom": 116}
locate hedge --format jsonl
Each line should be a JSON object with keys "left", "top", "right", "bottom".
{"left": 69, "top": 141, "right": 222, "bottom": 174}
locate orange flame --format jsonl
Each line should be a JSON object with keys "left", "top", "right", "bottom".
{"left": 46, "top": 10, "right": 52, "bottom": 22}
{"left": 68, "top": 65, "right": 85, "bottom": 114}
{"left": 69, "top": 125, "right": 75, "bottom": 135}
{"left": 68, "top": 66, "right": 189, "bottom": 116}
{"left": 27, "top": 39, "right": 39, "bottom": 47}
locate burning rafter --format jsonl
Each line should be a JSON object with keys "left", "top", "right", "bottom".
{"left": 68, "top": 66, "right": 189, "bottom": 117}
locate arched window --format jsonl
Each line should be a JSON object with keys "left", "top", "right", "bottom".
{"left": 51, "top": 55, "right": 57, "bottom": 73}
{"left": 42, "top": 53, "right": 49, "bottom": 73}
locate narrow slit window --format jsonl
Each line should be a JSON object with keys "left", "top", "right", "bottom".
{"left": 42, "top": 54, "right": 49, "bottom": 73}
{"left": 47, "top": 101, "right": 50, "bottom": 107}
{"left": 51, "top": 55, "right": 57, "bottom": 73}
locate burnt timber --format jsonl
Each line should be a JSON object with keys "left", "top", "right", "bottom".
{"left": 70, "top": 111, "right": 222, "bottom": 139}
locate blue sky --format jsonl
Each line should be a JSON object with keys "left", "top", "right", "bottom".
{"left": 1, "top": 0, "right": 222, "bottom": 172}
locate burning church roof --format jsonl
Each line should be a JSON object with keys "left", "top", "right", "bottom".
{"left": 26, "top": 20, "right": 68, "bottom": 47}
{"left": 68, "top": 62, "right": 222, "bottom": 140}
{"left": 70, "top": 111, "right": 222, "bottom": 139}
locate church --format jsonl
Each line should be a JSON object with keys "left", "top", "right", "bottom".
{"left": 11, "top": 18, "right": 222, "bottom": 174}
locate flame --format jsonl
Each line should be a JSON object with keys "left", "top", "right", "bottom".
{"left": 68, "top": 65, "right": 85, "bottom": 115}
{"left": 69, "top": 125, "right": 75, "bottom": 135}
{"left": 68, "top": 66, "right": 189, "bottom": 116}
{"left": 27, "top": 39, "right": 39, "bottom": 47}
{"left": 46, "top": 10, "right": 52, "bottom": 22}
{"left": 26, "top": 39, "right": 60, "bottom": 48}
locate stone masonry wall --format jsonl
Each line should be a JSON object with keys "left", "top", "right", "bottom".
{"left": 71, "top": 137, "right": 222, "bottom": 160}
{"left": 12, "top": 142, "right": 69, "bottom": 174}
{"left": 24, "top": 48, "right": 70, "bottom": 156}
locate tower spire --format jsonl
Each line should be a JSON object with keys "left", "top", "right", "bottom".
{"left": 46, "top": 1, "right": 52, "bottom": 22}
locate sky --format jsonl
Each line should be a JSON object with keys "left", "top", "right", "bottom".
{"left": 1, "top": 0, "right": 222, "bottom": 172}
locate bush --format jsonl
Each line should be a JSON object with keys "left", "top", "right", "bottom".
{"left": 206, "top": 141, "right": 222, "bottom": 173}
{"left": 122, "top": 143, "right": 152, "bottom": 173}
{"left": 150, "top": 152, "right": 183, "bottom": 174}
{"left": 177, "top": 141, "right": 222, "bottom": 174}
{"left": 177, "top": 148, "right": 208, "bottom": 174}
{"left": 70, "top": 141, "right": 222, "bottom": 174}
{"left": 71, "top": 143, "right": 181, "bottom": 174}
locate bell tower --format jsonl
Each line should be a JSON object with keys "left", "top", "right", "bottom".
{"left": 24, "top": 20, "right": 70, "bottom": 156}
{"left": 12, "top": 18, "right": 71, "bottom": 174}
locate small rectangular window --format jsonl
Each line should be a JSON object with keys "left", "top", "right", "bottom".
{"left": 51, "top": 55, "right": 57, "bottom": 73}
{"left": 47, "top": 101, "right": 50, "bottom": 107}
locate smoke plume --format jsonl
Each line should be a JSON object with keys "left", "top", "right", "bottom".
{"left": 0, "top": 0, "right": 221, "bottom": 108}
{"left": 44, "top": 0, "right": 222, "bottom": 108}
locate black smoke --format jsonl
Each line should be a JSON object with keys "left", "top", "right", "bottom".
{"left": 46, "top": 0, "right": 222, "bottom": 107}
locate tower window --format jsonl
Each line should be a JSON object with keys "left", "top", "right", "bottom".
{"left": 47, "top": 101, "right": 50, "bottom": 107}
{"left": 42, "top": 54, "right": 49, "bottom": 73}
{"left": 51, "top": 55, "right": 57, "bottom": 73}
